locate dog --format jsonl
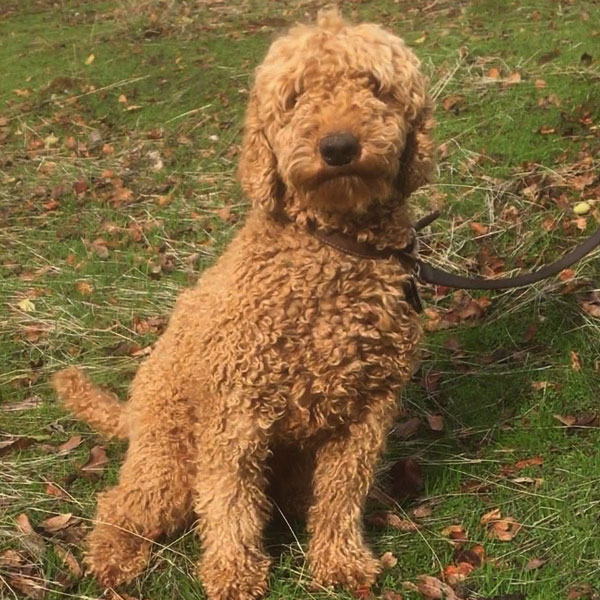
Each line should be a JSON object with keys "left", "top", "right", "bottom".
{"left": 52, "top": 8, "right": 434, "bottom": 599}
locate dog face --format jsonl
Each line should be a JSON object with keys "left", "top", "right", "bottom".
{"left": 239, "top": 9, "right": 433, "bottom": 216}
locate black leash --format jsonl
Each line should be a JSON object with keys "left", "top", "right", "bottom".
{"left": 413, "top": 211, "right": 600, "bottom": 290}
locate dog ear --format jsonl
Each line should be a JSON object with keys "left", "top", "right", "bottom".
{"left": 396, "top": 96, "right": 435, "bottom": 199}
{"left": 238, "top": 90, "right": 283, "bottom": 213}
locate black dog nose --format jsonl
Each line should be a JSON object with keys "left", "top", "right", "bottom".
{"left": 319, "top": 132, "right": 360, "bottom": 166}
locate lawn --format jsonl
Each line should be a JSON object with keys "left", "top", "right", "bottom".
{"left": 1, "top": 1, "right": 599, "bottom": 599}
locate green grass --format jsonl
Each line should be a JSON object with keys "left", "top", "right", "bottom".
{"left": 1, "top": 1, "right": 600, "bottom": 599}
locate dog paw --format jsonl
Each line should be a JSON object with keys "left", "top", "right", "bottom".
{"left": 85, "top": 525, "right": 152, "bottom": 587}
{"left": 310, "top": 546, "right": 381, "bottom": 590}
{"left": 199, "top": 552, "right": 271, "bottom": 600}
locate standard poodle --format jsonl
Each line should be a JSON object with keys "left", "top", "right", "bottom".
{"left": 52, "top": 8, "right": 434, "bottom": 600}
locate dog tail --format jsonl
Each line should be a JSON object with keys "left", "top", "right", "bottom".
{"left": 51, "top": 367, "right": 129, "bottom": 440}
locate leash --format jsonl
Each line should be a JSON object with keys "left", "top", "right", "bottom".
{"left": 306, "top": 212, "right": 600, "bottom": 313}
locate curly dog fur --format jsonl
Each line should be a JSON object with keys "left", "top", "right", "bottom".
{"left": 52, "top": 9, "right": 434, "bottom": 599}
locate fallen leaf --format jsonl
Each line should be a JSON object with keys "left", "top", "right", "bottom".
{"left": 411, "top": 504, "right": 433, "bottom": 519}
{"left": 441, "top": 524, "right": 468, "bottom": 546}
{"left": 480, "top": 508, "right": 502, "bottom": 525}
{"left": 426, "top": 414, "right": 445, "bottom": 432}
{"left": 454, "top": 544, "right": 485, "bottom": 568}
{"left": 504, "top": 71, "right": 522, "bottom": 86}
{"left": 44, "top": 482, "right": 70, "bottom": 499}
{"left": 85, "top": 53, "right": 95, "bottom": 65}
{"left": 380, "top": 551, "right": 398, "bottom": 569}
{"left": 0, "top": 436, "right": 38, "bottom": 457}
{"left": 538, "top": 125, "right": 556, "bottom": 135}
{"left": 416, "top": 575, "right": 460, "bottom": 600}
{"left": 6, "top": 574, "right": 46, "bottom": 600}
{"left": 388, "top": 456, "right": 424, "bottom": 499}
{"left": 581, "top": 300, "right": 600, "bottom": 318}
{"left": 365, "top": 511, "right": 419, "bottom": 531}
{"left": 570, "top": 351, "right": 582, "bottom": 372}
{"left": 75, "top": 281, "right": 94, "bottom": 295}
{"left": 54, "top": 545, "right": 82, "bottom": 578}
{"left": 470, "top": 222, "right": 489, "bottom": 236}
{"left": 72, "top": 179, "right": 88, "bottom": 194}
{"left": 559, "top": 269, "right": 575, "bottom": 281}
{"left": 487, "top": 67, "right": 501, "bottom": 79}
{"left": 17, "top": 298, "right": 36, "bottom": 313}
{"left": 14, "top": 514, "right": 45, "bottom": 559}
{"left": 442, "top": 561, "right": 474, "bottom": 585}
{"left": 442, "top": 95, "right": 464, "bottom": 112}
{"left": 40, "top": 513, "right": 77, "bottom": 533}
{"left": 531, "top": 381, "right": 557, "bottom": 392}
{"left": 80, "top": 445, "right": 109, "bottom": 477}
{"left": 514, "top": 456, "right": 544, "bottom": 470}
{"left": 487, "top": 517, "right": 521, "bottom": 542}
{"left": 524, "top": 557, "right": 547, "bottom": 571}
{"left": 58, "top": 435, "right": 83, "bottom": 454}
{"left": 534, "top": 79, "right": 547, "bottom": 89}
{"left": 382, "top": 591, "right": 404, "bottom": 600}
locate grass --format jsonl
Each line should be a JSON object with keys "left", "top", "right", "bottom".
{"left": 1, "top": 1, "right": 599, "bottom": 599}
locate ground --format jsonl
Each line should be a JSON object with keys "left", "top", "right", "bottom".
{"left": 1, "top": 1, "right": 600, "bottom": 599}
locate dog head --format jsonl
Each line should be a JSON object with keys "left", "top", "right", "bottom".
{"left": 239, "top": 9, "right": 434, "bottom": 218}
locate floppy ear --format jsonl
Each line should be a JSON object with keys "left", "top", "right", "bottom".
{"left": 238, "top": 90, "right": 283, "bottom": 213}
{"left": 396, "top": 96, "right": 435, "bottom": 199}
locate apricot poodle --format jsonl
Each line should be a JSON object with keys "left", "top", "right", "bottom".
{"left": 52, "top": 9, "right": 434, "bottom": 600}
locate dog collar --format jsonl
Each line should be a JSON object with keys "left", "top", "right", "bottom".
{"left": 305, "top": 212, "right": 600, "bottom": 313}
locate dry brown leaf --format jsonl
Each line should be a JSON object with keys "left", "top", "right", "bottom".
{"left": 480, "top": 508, "right": 502, "bottom": 525}
{"left": 570, "top": 350, "right": 582, "bottom": 372}
{"left": 80, "top": 445, "right": 109, "bottom": 477}
{"left": 470, "top": 222, "right": 489, "bottom": 236}
{"left": 6, "top": 574, "right": 46, "bottom": 600}
{"left": 394, "top": 417, "right": 421, "bottom": 440}
{"left": 442, "top": 561, "right": 474, "bottom": 586}
{"left": 454, "top": 543, "right": 485, "bottom": 568}
{"left": 581, "top": 300, "right": 600, "bottom": 318}
{"left": 44, "top": 482, "right": 70, "bottom": 499}
{"left": 531, "top": 381, "right": 557, "bottom": 391}
{"left": 54, "top": 545, "right": 82, "bottom": 577}
{"left": 365, "top": 511, "right": 419, "bottom": 531}
{"left": 524, "top": 557, "right": 547, "bottom": 571}
{"left": 487, "top": 67, "right": 501, "bottom": 79}
{"left": 381, "top": 591, "right": 404, "bottom": 600}
{"left": 426, "top": 414, "right": 445, "bottom": 432}
{"left": 0, "top": 549, "right": 26, "bottom": 568}
{"left": 388, "top": 456, "right": 425, "bottom": 499}
{"left": 416, "top": 575, "right": 460, "bottom": 600}
{"left": 504, "top": 71, "right": 522, "bottom": 85}
{"left": 0, "top": 436, "right": 38, "bottom": 457}
{"left": 380, "top": 551, "right": 398, "bottom": 569}
{"left": 75, "top": 281, "right": 94, "bottom": 295}
{"left": 442, "top": 95, "right": 464, "bottom": 112}
{"left": 411, "top": 504, "right": 433, "bottom": 519}
{"left": 441, "top": 524, "right": 468, "bottom": 546}
{"left": 487, "top": 517, "right": 521, "bottom": 541}
{"left": 40, "top": 513, "right": 77, "bottom": 533}
{"left": 58, "top": 435, "right": 83, "bottom": 454}
{"left": 514, "top": 456, "right": 544, "bottom": 470}
{"left": 14, "top": 514, "right": 45, "bottom": 558}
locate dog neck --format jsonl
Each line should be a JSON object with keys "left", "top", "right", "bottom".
{"left": 275, "top": 192, "right": 415, "bottom": 250}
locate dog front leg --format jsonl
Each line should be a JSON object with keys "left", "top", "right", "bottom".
{"left": 195, "top": 413, "right": 273, "bottom": 600}
{"left": 307, "top": 408, "right": 392, "bottom": 591}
